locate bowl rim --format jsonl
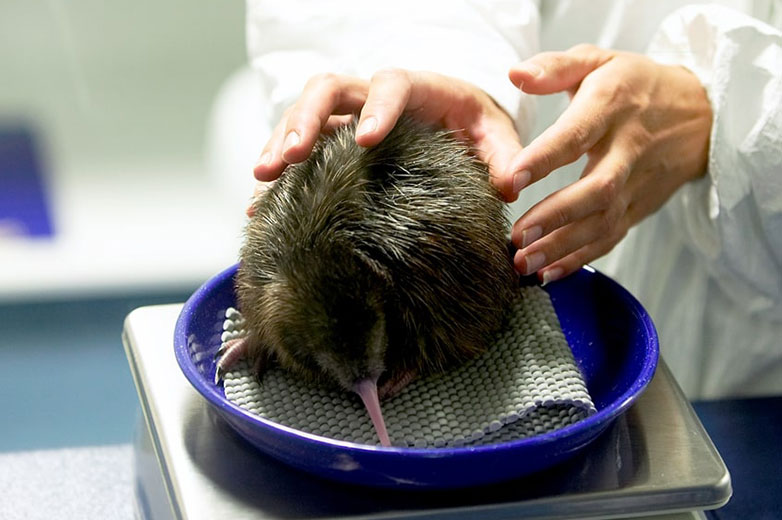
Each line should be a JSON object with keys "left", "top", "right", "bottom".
{"left": 174, "top": 263, "right": 659, "bottom": 456}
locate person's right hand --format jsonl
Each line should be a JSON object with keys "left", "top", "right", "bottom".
{"left": 251, "top": 70, "right": 526, "bottom": 201}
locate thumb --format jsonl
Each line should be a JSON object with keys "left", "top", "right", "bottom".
{"left": 509, "top": 44, "right": 613, "bottom": 96}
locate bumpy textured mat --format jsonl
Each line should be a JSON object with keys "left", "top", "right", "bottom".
{"left": 222, "top": 286, "right": 596, "bottom": 448}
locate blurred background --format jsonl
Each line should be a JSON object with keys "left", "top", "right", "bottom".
{"left": 0, "top": 0, "right": 247, "bottom": 451}
{"left": 1, "top": 4, "right": 777, "bottom": 520}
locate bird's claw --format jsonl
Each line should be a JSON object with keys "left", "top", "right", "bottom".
{"left": 378, "top": 369, "right": 418, "bottom": 401}
{"left": 214, "top": 337, "right": 249, "bottom": 385}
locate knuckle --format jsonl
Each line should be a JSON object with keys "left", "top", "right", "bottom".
{"left": 307, "top": 73, "right": 343, "bottom": 106}
{"left": 564, "top": 124, "right": 592, "bottom": 158}
{"left": 531, "top": 122, "right": 593, "bottom": 175}
{"left": 595, "top": 227, "right": 626, "bottom": 258}
{"left": 597, "top": 206, "right": 623, "bottom": 237}
{"left": 544, "top": 53, "right": 569, "bottom": 72}
{"left": 535, "top": 142, "right": 569, "bottom": 179}
{"left": 365, "top": 94, "right": 398, "bottom": 111}
{"left": 612, "top": 190, "right": 631, "bottom": 216}
{"left": 592, "top": 175, "right": 619, "bottom": 208}
{"left": 606, "top": 199, "right": 625, "bottom": 225}
{"left": 598, "top": 80, "right": 629, "bottom": 104}
{"left": 308, "top": 72, "right": 339, "bottom": 89}
{"left": 535, "top": 147, "right": 558, "bottom": 176}
{"left": 569, "top": 43, "right": 598, "bottom": 55}
{"left": 372, "top": 67, "right": 409, "bottom": 85}
{"left": 285, "top": 109, "right": 319, "bottom": 132}
{"left": 551, "top": 205, "right": 571, "bottom": 229}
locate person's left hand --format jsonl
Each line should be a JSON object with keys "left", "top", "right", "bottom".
{"left": 506, "top": 44, "right": 712, "bottom": 284}
{"left": 246, "top": 70, "right": 525, "bottom": 217}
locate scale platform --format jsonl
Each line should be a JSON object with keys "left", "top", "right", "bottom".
{"left": 123, "top": 304, "right": 731, "bottom": 520}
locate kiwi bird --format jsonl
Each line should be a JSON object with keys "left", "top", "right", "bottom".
{"left": 216, "top": 115, "right": 517, "bottom": 446}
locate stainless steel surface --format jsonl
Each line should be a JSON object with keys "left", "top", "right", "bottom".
{"left": 123, "top": 304, "right": 731, "bottom": 520}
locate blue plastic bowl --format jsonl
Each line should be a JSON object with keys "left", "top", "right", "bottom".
{"left": 174, "top": 264, "right": 658, "bottom": 489}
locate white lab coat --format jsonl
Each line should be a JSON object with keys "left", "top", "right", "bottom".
{"left": 534, "top": 1, "right": 782, "bottom": 399}
{"left": 211, "top": 0, "right": 782, "bottom": 399}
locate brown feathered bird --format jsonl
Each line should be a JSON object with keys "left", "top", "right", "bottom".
{"left": 217, "top": 115, "right": 517, "bottom": 446}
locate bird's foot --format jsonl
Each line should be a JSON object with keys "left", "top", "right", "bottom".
{"left": 378, "top": 369, "right": 418, "bottom": 401}
{"left": 214, "top": 337, "right": 249, "bottom": 385}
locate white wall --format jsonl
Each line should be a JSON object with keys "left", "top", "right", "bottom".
{"left": 0, "top": 0, "right": 245, "bottom": 171}
{"left": 0, "top": 1, "right": 249, "bottom": 301}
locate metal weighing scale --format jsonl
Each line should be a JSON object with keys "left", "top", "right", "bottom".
{"left": 123, "top": 304, "right": 731, "bottom": 520}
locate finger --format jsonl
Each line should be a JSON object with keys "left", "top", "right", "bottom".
{"left": 508, "top": 44, "right": 612, "bottom": 96}
{"left": 281, "top": 74, "right": 369, "bottom": 164}
{"left": 253, "top": 111, "right": 291, "bottom": 181}
{"left": 534, "top": 232, "right": 625, "bottom": 286}
{"left": 356, "top": 70, "right": 475, "bottom": 146}
{"left": 253, "top": 113, "right": 356, "bottom": 182}
{"left": 510, "top": 148, "right": 630, "bottom": 248}
{"left": 474, "top": 122, "right": 526, "bottom": 202}
{"left": 512, "top": 205, "right": 627, "bottom": 277}
{"left": 354, "top": 69, "right": 415, "bottom": 147}
{"left": 506, "top": 85, "right": 614, "bottom": 191}
{"left": 355, "top": 69, "right": 528, "bottom": 198}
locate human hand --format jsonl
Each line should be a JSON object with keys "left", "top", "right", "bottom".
{"left": 250, "top": 70, "right": 525, "bottom": 201}
{"left": 507, "top": 44, "right": 712, "bottom": 284}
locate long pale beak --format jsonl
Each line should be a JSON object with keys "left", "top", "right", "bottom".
{"left": 353, "top": 378, "right": 391, "bottom": 447}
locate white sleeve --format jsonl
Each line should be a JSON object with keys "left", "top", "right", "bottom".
{"left": 646, "top": 5, "right": 782, "bottom": 317}
{"left": 245, "top": 0, "right": 539, "bottom": 141}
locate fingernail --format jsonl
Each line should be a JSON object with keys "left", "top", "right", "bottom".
{"left": 283, "top": 131, "right": 300, "bottom": 153}
{"left": 356, "top": 116, "right": 377, "bottom": 138}
{"left": 521, "top": 225, "right": 542, "bottom": 248}
{"left": 519, "top": 63, "right": 543, "bottom": 77}
{"left": 513, "top": 169, "right": 531, "bottom": 193}
{"left": 524, "top": 251, "right": 546, "bottom": 275}
{"left": 512, "top": 249, "right": 530, "bottom": 276}
{"left": 256, "top": 152, "right": 271, "bottom": 168}
{"left": 541, "top": 267, "right": 563, "bottom": 287}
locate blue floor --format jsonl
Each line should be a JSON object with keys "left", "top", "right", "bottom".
{"left": 694, "top": 397, "right": 782, "bottom": 520}
{"left": 0, "top": 290, "right": 194, "bottom": 452}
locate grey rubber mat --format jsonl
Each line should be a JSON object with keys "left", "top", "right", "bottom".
{"left": 222, "top": 285, "right": 595, "bottom": 448}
